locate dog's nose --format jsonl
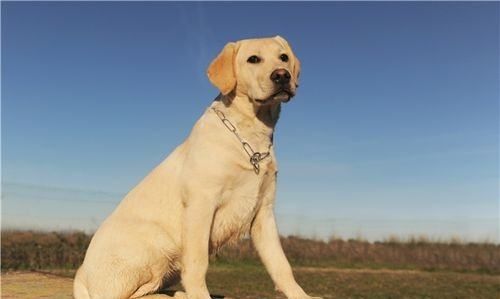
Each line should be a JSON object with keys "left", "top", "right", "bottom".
{"left": 270, "top": 69, "right": 291, "bottom": 86}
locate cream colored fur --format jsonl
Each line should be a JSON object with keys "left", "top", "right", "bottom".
{"left": 74, "top": 36, "right": 320, "bottom": 299}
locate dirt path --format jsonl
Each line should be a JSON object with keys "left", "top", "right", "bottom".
{"left": 2, "top": 271, "right": 73, "bottom": 299}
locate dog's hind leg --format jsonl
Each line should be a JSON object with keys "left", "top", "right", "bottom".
{"left": 73, "top": 277, "right": 90, "bottom": 299}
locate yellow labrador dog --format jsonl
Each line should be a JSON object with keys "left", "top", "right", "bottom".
{"left": 74, "top": 36, "right": 319, "bottom": 299}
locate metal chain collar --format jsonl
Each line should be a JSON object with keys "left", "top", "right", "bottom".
{"left": 211, "top": 107, "right": 272, "bottom": 174}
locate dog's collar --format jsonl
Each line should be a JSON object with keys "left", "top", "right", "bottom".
{"left": 211, "top": 107, "right": 272, "bottom": 175}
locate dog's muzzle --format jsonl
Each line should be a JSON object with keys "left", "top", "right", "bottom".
{"left": 255, "top": 88, "right": 294, "bottom": 104}
{"left": 255, "top": 68, "right": 295, "bottom": 104}
{"left": 270, "top": 68, "right": 291, "bottom": 87}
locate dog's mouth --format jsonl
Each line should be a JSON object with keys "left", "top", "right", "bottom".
{"left": 255, "top": 89, "right": 294, "bottom": 105}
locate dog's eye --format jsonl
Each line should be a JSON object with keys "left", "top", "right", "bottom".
{"left": 247, "top": 55, "right": 261, "bottom": 64}
{"left": 279, "top": 54, "right": 289, "bottom": 62}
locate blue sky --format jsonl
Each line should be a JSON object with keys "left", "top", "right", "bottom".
{"left": 2, "top": 2, "right": 499, "bottom": 242}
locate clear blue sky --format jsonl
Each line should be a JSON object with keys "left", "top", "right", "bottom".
{"left": 2, "top": 2, "right": 499, "bottom": 242}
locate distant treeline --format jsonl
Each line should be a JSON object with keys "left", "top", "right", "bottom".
{"left": 2, "top": 230, "right": 499, "bottom": 274}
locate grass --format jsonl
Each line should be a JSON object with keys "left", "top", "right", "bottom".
{"left": 2, "top": 230, "right": 500, "bottom": 298}
{"left": 2, "top": 265, "right": 500, "bottom": 299}
{"left": 205, "top": 264, "right": 500, "bottom": 299}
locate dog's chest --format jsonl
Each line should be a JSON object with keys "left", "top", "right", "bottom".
{"left": 209, "top": 162, "right": 276, "bottom": 252}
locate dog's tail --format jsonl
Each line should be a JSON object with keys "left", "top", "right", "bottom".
{"left": 73, "top": 267, "right": 90, "bottom": 299}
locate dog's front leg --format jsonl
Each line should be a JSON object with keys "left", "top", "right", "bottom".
{"left": 181, "top": 191, "right": 216, "bottom": 299}
{"left": 251, "top": 179, "right": 318, "bottom": 299}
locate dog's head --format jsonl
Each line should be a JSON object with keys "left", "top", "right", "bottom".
{"left": 207, "top": 36, "right": 301, "bottom": 105}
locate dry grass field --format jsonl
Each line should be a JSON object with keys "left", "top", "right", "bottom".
{"left": 2, "top": 231, "right": 500, "bottom": 298}
{"left": 2, "top": 265, "right": 500, "bottom": 299}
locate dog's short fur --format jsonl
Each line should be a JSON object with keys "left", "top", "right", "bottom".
{"left": 74, "top": 36, "right": 320, "bottom": 299}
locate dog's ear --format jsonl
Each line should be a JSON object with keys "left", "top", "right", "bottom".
{"left": 207, "top": 42, "right": 237, "bottom": 95}
{"left": 275, "top": 36, "right": 301, "bottom": 86}
{"left": 292, "top": 55, "right": 301, "bottom": 86}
